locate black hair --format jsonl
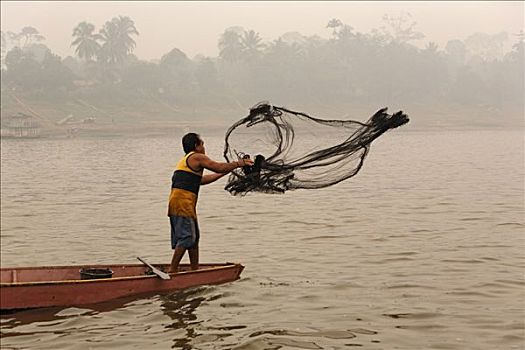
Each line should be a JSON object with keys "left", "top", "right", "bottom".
{"left": 182, "top": 133, "right": 201, "bottom": 153}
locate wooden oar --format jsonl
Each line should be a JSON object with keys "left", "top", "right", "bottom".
{"left": 137, "top": 257, "right": 170, "bottom": 280}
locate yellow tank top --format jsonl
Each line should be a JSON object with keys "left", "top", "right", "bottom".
{"left": 168, "top": 152, "right": 203, "bottom": 218}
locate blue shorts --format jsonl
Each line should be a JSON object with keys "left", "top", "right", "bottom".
{"left": 169, "top": 216, "right": 200, "bottom": 249}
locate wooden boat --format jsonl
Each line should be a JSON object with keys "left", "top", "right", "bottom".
{"left": 0, "top": 262, "right": 244, "bottom": 311}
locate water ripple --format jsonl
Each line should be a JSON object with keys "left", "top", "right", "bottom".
{"left": 1, "top": 131, "right": 524, "bottom": 350}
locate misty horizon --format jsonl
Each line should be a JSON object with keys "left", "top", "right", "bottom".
{"left": 1, "top": 1, "right": 523, "bottom": 135}
{"left": 1, "top": 1, "right": 523, "bottom": 60}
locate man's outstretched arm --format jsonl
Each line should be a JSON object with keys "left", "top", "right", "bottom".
{"left": 201, "top": 172, "right": 228, "bottom": 185}
{"left": 190, "top": 153, "right": 253, "bottom": 174}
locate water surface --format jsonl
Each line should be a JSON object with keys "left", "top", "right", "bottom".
{"left": 1, "top": 129, "right": 524, "bottom": 349}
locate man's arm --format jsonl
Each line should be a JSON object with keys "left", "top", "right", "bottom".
{"left": 190, "top": 153, "right": 252, "bottom": 173}
{"left": 201, "top": 172, "right": 228, "bottom": 185}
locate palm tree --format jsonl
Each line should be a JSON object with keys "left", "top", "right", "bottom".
{"left": 219, "top": 29, "right": 244, "bottom": 62}
{"left": 98, "top": 16, "right": 139, "bottom": 65}
{"left": 71, "top": 21, "right": 100, "bottom": 61}
{"left": 241, "top": 30, "right": 265, "bottom": 61}
{"left": 326, "top": 18, "right": 342, "bottom": 38}
{"left": 98, "top": 19, "right": 119, "bottom": 64}
{"left": 424, "top": 42, "right": 439, "bottom": 54}
{"left": 115, "top": 16, "right": 139, "bottom": 54}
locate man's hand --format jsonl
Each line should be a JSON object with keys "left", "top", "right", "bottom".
{"left": 238, "top": 157, "right": 254, "bottom": 167}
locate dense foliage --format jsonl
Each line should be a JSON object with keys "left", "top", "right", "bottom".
{"left": 1, "top": 15, "right": 523, "bottom": 125}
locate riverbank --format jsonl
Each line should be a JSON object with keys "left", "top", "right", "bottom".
{"left": 1, "top": 94, "right": 522, "bottom": 139}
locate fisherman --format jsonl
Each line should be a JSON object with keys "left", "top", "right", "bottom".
{"left": 167, "top": 132, "right": 253, "bottom": 273}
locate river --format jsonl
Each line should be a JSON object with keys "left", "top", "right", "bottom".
{"left": 1, "top": 128, "right": 523, "bottom": 349}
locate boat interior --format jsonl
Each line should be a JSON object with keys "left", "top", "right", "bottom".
{"left": 0, "top": 263, "right": 228, "bottom": 284}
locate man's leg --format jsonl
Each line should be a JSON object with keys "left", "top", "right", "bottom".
{"left": 188, "top": 246, "right": 199, "bottom": 270}
{"left": 168, "top": 246, "right": 186, "bottom": 273}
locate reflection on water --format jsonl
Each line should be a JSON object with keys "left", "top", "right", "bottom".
{"left": 161, "top": 287, "right": 209, "bottom": 349}
{"left": 1, "top": 129, "right": 524, "bottom": 349}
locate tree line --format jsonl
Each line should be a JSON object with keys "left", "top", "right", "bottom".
{"left": 1, "top": 14, "right": 523, "bottom": 123}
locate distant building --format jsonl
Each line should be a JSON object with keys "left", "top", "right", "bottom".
{"left": 1, "top": 113, "right": 41, "bottom": 138}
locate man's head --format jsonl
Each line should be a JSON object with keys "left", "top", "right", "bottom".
{"left": 182, "top": 132, "right": 205, "bottom": 154}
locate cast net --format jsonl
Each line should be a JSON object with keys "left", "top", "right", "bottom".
{"left": 223, "top": 102, "right": 409, "bottom": 196}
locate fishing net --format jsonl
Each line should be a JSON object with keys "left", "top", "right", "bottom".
{"left": 223, "top": 102, "right": 409, "bottom": 196}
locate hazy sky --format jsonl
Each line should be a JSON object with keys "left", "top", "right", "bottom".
{"left": 1, "top": 1, "right": 523, "bottom": 60}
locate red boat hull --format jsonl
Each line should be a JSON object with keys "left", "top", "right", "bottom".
{"left": 0, "top": 263, "right": 244, "bottom": 311}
